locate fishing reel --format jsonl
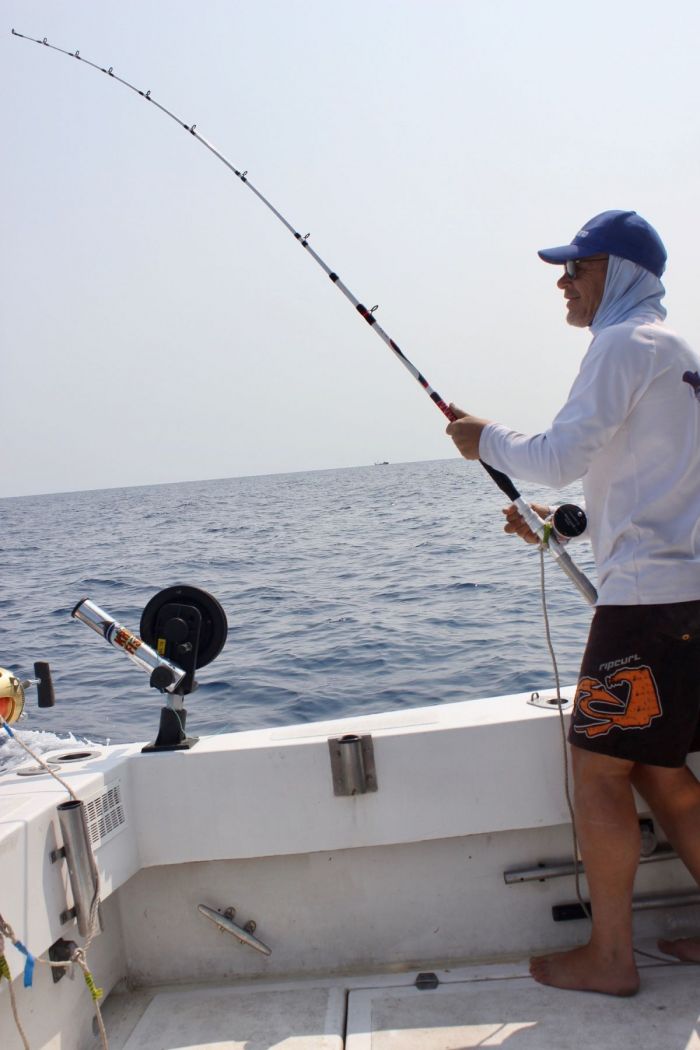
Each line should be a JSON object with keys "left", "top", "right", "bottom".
{"left": 0, "top": 663, "right": 55, "bottom": 725}
{"left": 550, "top": 503, "right": 587, "bottom": 541}
{"left": 72, "top": 585, "right": 227, "bottom": 752}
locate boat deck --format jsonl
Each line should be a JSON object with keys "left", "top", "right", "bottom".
{"left": 100, "top": 948, "right": 700, "bottom": 1049}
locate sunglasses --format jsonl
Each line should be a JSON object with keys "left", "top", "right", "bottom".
{"left": 564, "top": 256, "right": 609, "bottom": 279}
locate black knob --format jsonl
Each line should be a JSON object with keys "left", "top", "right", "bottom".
{"left": 34, "top": 661, "right": 55, "bottom": 707}
{"left": 150, "top": 666, "right": 175, "bottom": 692}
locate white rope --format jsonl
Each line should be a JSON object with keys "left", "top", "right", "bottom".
{"left": 0, "top": 718, "right": 79, "bottom": 801}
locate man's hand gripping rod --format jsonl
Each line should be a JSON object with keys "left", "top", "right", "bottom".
{"left": 513, "top": 497, "right": 597, "bottom": 605}
{"left": 12, "top": 29, "right": 598, "bottom": 606}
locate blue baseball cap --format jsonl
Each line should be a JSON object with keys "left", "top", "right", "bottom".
{"left": 538, "top": 210, "right": 667, "bottom": 277}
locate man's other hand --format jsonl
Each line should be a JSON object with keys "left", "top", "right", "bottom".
{"left": 502, "top": 503, "right": 551, "bottom": 545}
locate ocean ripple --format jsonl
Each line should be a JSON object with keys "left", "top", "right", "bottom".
{"left": 0, "top": 460, "right": 592, "bottom": 769}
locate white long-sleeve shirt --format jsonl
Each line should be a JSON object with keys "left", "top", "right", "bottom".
{"left": 479, "top": 318, "right": 700, "bottom": 605}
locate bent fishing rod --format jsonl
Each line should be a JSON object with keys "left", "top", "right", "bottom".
{"left": 12, "top": 29, "right": 597, "bottom": 605}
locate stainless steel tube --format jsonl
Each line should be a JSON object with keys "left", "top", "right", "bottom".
{"left": 72, "top": 598, "right": 186, "bottom": 693}
{"left": 57, "top": 800, "right": 101, "bottom": 938}
{"left": 337, "top": 735, "right": 367, "bottom": 795}
{"left": 503, "top": 843, "right": 677, "bottom": 885}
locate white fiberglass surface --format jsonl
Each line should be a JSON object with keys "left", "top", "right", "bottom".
{"left": 345, "top": 964, "right": 700, "bottom": 1050}
{"left": 118, "top": 985, "right": 345, "bottom": 1050}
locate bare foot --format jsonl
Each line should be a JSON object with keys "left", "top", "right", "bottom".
{"left": 657, "top": 937, "right": 700, "bottom": 963}
{"left": 530, "top": 944, "right": 639, "bottom": 996}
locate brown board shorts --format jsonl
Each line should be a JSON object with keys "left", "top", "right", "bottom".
{"left": 569, "top": 600, "right": 700, "bottom": 767}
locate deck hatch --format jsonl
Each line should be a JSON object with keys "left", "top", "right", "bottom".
{"left": 345, "top": 962, "right": 700, "bottom": 1048}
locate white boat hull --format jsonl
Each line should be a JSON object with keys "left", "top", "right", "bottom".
{"left": 2, "top": 687, "right": 699, "bottom": 1047}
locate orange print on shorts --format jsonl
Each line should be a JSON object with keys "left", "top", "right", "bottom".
{"left": 573, "top": 666, "right": 662, "bottom": 739}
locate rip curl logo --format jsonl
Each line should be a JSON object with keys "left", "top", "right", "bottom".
{"left": 573, "top": 666, "right": 662, "bottom": 739}
{"left": 682, "top": 371, "right": 700, "bottom": 402}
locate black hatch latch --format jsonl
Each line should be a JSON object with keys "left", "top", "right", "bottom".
{"left": 415, "top": 971, "right": 440, "bottom": 990}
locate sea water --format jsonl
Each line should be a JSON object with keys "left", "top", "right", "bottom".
{"left": 0, "top": 459, "right": 594, "bottom": 769}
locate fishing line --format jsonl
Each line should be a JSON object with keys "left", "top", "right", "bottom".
{"left": 12, "top": 29, "right": 596, "bottom": 605}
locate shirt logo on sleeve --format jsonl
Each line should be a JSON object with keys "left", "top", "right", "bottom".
{"left": 572, "top": 666, "right": 662, "bottom": 739}
{"left": 682, "top": 370, "right": 700, "bottom": 401}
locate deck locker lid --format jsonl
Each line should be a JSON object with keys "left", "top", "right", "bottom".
{"left": 120, "top": 984, "right": 345, "bottom": 1049}
{"left": 345, "top": 962, "right": 700, "bottom": 1049}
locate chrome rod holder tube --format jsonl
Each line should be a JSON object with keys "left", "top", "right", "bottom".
{"left": 57, "top": 800, "right": 102, "bottom": 938}
{"left": 328, "top": 734, "right": 378, "bottom": 795}
{"left": 72, "top": 598, "right": 186, "bottom": 693}
{"left": 339, "top": 735, "right": 366, "bottom": 794}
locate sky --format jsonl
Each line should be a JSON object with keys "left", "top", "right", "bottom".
{"left": 3, "top": 0, "right": 700, "bottom": 497}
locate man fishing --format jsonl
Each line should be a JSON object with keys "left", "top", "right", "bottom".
{"left": 447, "top": 209, "right": 700, "bottom": 996}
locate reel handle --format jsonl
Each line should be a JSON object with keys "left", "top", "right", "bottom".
{"left": 34, "top": 661, "right": 55, "bottom": 707}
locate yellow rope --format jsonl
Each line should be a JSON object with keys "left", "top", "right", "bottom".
{"left": 0, "top": 948, "right": 30, "bottom": 1050}
{"left": 82, "top": 964, "right": 104, "bottom": 1002}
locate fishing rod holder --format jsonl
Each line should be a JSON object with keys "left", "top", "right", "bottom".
{"left": 72, "top": 586, "right": 228, "bottom": 753}
{"left": 328, "top": 734, "right": 378, "bottom": 795}
{"left": 55, "top": 800, "right": 103, "bottom": 937}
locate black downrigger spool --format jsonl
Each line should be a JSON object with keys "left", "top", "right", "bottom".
{"left": 72, "top": 585, "right": 227, "bottom": 753}
{"left": 139, "top": 585, "right": 227, "bottom": 752}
